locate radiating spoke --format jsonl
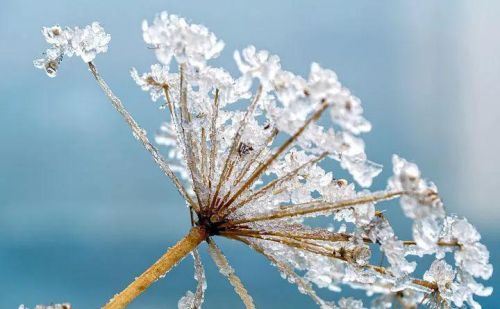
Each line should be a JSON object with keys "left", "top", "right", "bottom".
{"left": 207, "top": 240, "right": 256, "bottom": 309}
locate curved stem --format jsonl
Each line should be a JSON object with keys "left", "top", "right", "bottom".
{"left": 103, "top": 226, "right": 207, "bottom": 309}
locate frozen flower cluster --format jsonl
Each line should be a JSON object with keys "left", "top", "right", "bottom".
{"left": 142, "top": 11, "right": 224, "bottom": 68}
{"left": 34, "top": 22, "right": 110, "bottom": 77}
{"left": 34, "top": 11, "right": 493, "bottom": 309}
{"left": 19, "top": 304, "right": 71, "bottom": 309}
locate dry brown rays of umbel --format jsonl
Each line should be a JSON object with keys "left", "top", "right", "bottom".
{"left": 82, "top": 62, "right": 456, "bottom": 309}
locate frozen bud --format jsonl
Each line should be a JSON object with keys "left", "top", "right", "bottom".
{"left": 142, "top": 12, "right": 224, "bottom": 68}
{"left": 70, "top": 22, "right": 111, "bottom": 62}
{"left": 424, "top": 259, "right": 455, "bottom": 291}
{"left": 131, "top": 64, "right": 173, "bottom": 101}
{"left": 33, "top": 48, "right": 63, "bottom": 78}
{"left": 234, "top": 45, "right": 281, "bottom": 90}
{"left": 42, "top": 25, "right": 70, "bottom": 46}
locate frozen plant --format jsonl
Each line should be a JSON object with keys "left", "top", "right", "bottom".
{"left": 34, "top": 12, "right": 493, "bottom": 309}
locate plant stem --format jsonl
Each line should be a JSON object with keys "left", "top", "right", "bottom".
{"left": 103, "top": 226, "right": 207, "bottom": 309}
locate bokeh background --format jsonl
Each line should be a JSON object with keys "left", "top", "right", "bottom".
{"left": 1, "top": 1, "right": 499, "bottom": 308}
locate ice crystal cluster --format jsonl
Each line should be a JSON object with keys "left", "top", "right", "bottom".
{"left": 34, "top": 12, "right": 493, "bottom": 309}
{"left": 19, "top": 304, "right": 70, "bottom": 309}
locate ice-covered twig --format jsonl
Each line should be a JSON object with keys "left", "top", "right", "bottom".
{"left": 207, "top": 240, "right": 256, "bottom": 309}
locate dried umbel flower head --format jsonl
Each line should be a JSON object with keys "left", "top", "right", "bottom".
{"left": 34, "top": 12, "right": 492, "bottom": 309}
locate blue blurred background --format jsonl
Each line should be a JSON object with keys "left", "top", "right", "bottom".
{"left": 1, "top": 1, "right": 499, "bottom": 308}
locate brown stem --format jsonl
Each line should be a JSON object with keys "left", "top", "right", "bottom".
{"left": 220, "top": 152, "right": 328, "bottom": 219}
{"left": 402, "top": 240, "right": 459, "bottom": 247}
{"left": 102, "top": 226, "right": 207, "bottom": 309}
{"left": 223, "top": 191, "right": 402, "bottom": 227}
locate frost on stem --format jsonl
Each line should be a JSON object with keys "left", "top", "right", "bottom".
{"left": 208, "top": 241, "right": 256, "bottom": 309}
{"left": 34, "top": 11, "right": 493, "bottom": 309}
{"left": 178, "top": 249, "right": 206, "bottom": 309}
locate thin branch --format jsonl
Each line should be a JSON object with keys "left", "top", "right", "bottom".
{"left": 224, "top": 190, "right": 403, "bottom": 227}
{"left": 370, "top": 265, "right": 437, "bottom": 291}
{"left": 206, "top": 88, "right": 220, "bottom": 210}
{"left": 221, "top": 226, "right": 353, "bottom": 243}
{"left": 177, "top": 64, "right": 205, "bottom": 209}
{"left": 87, "top": 62, "right": 197, "bottom": 210}
{"left": 208, "top": 85, "right": 263, "bottom": 213}
{"left": 232, "top": 234, "right": 438, "bottom": 296}
{"left": 232, "top": 235, "right": 332, "bottom": 308}
{"left": 224, "top": 230, "right": 351, "bottom": 263}
{"left": 207, "top": 240, "right": 256, "bottom": 309}
{"left": 402, "top": 240, "right": 460, "bottom": 247}
{"left": 221, "top": 152, "right": 328, "bottom": 218}
{"left": 200, "top": 128, "right": 209, "bottom": 186}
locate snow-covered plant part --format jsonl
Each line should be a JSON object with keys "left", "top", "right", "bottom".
{"left": 34, "top": 23, "right": 110, "bottom": 77}
{"left": 19, "top": 304, "right": 71, "bottom": 309}
{"left": 34, "top": 12, "right": 493, "bottom": 309}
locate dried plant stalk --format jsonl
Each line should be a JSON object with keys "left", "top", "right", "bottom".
{"left": 34, "top": 14, "right": 493, "bottom": 309}
{"left": 103, "top": 227, "right": 207, "bottom": 309}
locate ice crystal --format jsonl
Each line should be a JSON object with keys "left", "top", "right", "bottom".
{"left": 34, "top": 11, "right": 493, "bottom": 309}
{"left": 178, "top": 250, "right": 206, "bottom": 309}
